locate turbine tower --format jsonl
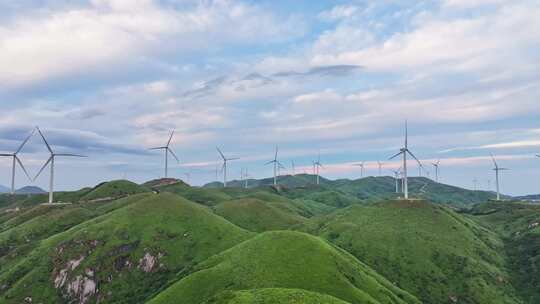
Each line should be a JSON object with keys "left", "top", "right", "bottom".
{"left": 490, "top": 153, "right": 509, "bottom": 201}
{"left": 0, "top": 128, "right": 35, "bottom": 194}
{"left": 149, "top": 130, "right": 179, "bottom": 178}
{"left": 291, "top": 160, "right": 296, "bottom": 176}
{"left": 389, "top": 121, "right": 422, "bottom": 200}
{"left": 432, "top": 159, "right": 441, "bottom": 182}
{"left": 34, "top": 127, "right": 86, "bottom": 204}
{"left": 353, "top": 162, "right": 365, "bottom": 177}
{"left": 313, "top": 153, "right": 323, "bottom": 185}
{"left": 265, "top": 146, "right": 286, "bottom": 186}
{"left": 217, "top": 147, "right": 239, "bottom": 187}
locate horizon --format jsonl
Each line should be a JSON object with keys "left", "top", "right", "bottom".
{"left": 1, "top": 0, "right": 539, "bottom": 196}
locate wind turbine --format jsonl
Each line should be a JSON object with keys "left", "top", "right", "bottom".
{"left": 473, "top": 178, "right": 478, "bottom": 191}
{"left": 241, "top": 168, "right": 250, "bottom": 189}
{"left": 353, "top": 162, "right": 365, "bottom": 177}
{"left": 377, "top": 161, "right": 383, "bottom": 176}
{"left": 490, "top": 153, "right": 509, "bottom": 201}
{"left": 291, "top": 160, "right": 296, "bottom": 176}
{"left": 432, "top": 159, "right": 441, "bottom": 182}
{"left": 217, "top": 147, "right": 239, "bottom": 187}
{"left": 265, "top": 146, "right": 286, "bottom": 186}
{"left": 390, "top": 169, "right": 401, "bottom": 193}
{"left": 149, "top": 130, "right": 179, "bottom": 178}
{"left": 0, "top": 128, "right": 35, "bottom": 194}
{"left": 313, "top": 153, "right": 323, "bottom": 185}
{"left": 34, "top": 127, "right": 87, "bottom": 204}
{"left": 183, "top": 172, "right": 191, "bottom": 184}
{"left": 389, "top": 121, "right": 422, "bottom": 199}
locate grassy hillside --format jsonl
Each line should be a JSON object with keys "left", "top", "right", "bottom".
{"left": 213, "top": 198, "right": 307, "bottom": 232}
{"left": 205, "top": 288, "right": 352, "bottom": 304}
{"left": 468, "top": 202, "right": 540, "bottom": 303}
{"left": 0, "top": 193, "right": 253, "bottom": 304}
{"left": 147, "top": 231, "right": 420, "bottom": 304}
{"left": 304, "top": 200, "right": 521, "bottom": 304}
{"left": 205, "top": 175, "right": 497, "bottom": 208}
{"left": 80, "top": 180, "right": 151, "bottom": 201}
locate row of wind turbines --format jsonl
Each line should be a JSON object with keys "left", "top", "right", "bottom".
{"left": 1, "top": 122, "right": 533, "bottom": 203}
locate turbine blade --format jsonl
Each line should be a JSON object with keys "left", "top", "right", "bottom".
{"left": 227, "top": 157, "right": 240, "bottom": 161}
{"left": 405, "top": 120, "right": 408, "bottom": 149}
{"left": 275, "top": 146, "right": 278, "bottom": 161}
{"left": 168, "top": 148, "right": 180, "bottom": 163}
{"left": 149, "top": 146, "right": 167, "bottom": 150}
{"left": 37, "top": 127, "right": 53, "bottom": 153}
{"left": 388, "top": 151, "right": 403, "bottom": 160}
{"left": 216, "top": 147, "right": 226, "bottom": 160}
{"left": 0, "top": 153, "right": 14, "bottom": 156}
{"left": 167, "top": 130, "right": 175, "bottom": 147}
{"left": 490, "top": 153, "right": 498, "bottom": 168}
{"left": 278, "top": 161, "right": 286, "bottom": 169}
{"left": 55, "top": 153, "right": 87, "bottom": 157}
{"left": 406, "top": 149, "right": 422, "bottom": 165}
{"left": 15, "top": 156, "right": 32, "bottom": 181}
{"left": 34, "top": 156, "right": 52, "bottom": 181}
{"left": 15, "top": 128, "right": 36, "bottom": 154}
{"left": 265, "top": 160, "right": 274, "bottom": 165}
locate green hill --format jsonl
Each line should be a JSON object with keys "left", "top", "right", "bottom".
{"left": 0, "top": 193, "right": 253, "bottom": 304}
{"left": 205, "top": 288, "right": 352, "bottom": 304}
{"left": 304, "top": 200, "right": 521, "bottom": 304}
{"left": 205, "top": 175, "right": 497, "bottom": 208}
{"left": 213, "top": 198, "right": 307, "bottom": 232}
{"left": 468, "top": 202, "right": 540, "bottom": 303}
{"left": 147, "top": 231, "right": 420, "bottom": 304}
{"left": 80, "top": 180, "right": 151, "bottom": 201}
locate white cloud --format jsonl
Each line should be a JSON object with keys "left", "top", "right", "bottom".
{"left": 318, "top": 5, "right": 359, "bottom": 21}
{"left": 0, "top": 0, "right": 303, "bottom": 90}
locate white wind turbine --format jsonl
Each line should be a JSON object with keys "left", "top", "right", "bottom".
{"left": 353, "top": 162, "right": 365, "bottom": 178}
{"left": 265, "top": 146, "right": 285, "bottom": 186}
{"left": 241, "top": 168, "right": 250, "bottom": 189}
{"left": 313, "top": 153, "right": 323, "bottom": 185}
{"left": 149, "top": 130, "right": 179, "bottom": 178}
{"left": 490, "top": 153, "right": 509, "bottom": 201}
{"left": 0, "top": 128, "right": 35, "bottom": 194}
{"left": 291, "top": 160, "right": 296, "bottom": 176}
{"left": 389, "top": 121, "right": 422, "bottom": 200}
{"left": 34, "top": 127, "right": 87, "bottom": 204}
{"left": 377, "top": 161, "right": 384, "bottom": 176}
{"left": 217, "top": 147, "right": 239, "bottom": 187}
{"left": 390, "top": 168, "right": 401, "bottom": 193}
{"left": 432, "top": 159, "right": 441, "bottom": 182}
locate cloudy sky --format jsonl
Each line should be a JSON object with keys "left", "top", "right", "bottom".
{"left": 0, "top": 0, "right": 539, "bottom": 195}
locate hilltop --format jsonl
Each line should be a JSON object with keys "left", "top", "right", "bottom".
{"left": 147, "top": 231, "right": 420, "bottom": 304}
{"left": 302, "top": 199, "right": 521, "bottom": 304}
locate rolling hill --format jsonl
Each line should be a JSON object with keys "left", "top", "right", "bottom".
{"left": 205, "top": 174, "right": 497, "bottom": 208}
{"left": 468, "top": 202, "right": 540, "bottom": 303}
{"left": 147, "top": 231, "right": 420, "bottom": 304}
{"left": 303, "top": 200, "right": 522, "bottom": 304}
{"left": 0, "top": 177, "right": 537, "bottom": 303}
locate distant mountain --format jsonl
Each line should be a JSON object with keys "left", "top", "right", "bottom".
{"left": 15, "top": 186, "right": 47, "bottom": 194}
{"left": 514, "top": 194, "right": 540, "bottom": 201}
{"left": 204, "top": 174, "right": 496, "bottom": 208}
{"left": 0, "top": 184, "right": 10, "bottom": 193}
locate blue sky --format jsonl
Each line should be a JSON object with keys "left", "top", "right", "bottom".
{"left": 0, "top": 0, "right": 539, "bottom": 195}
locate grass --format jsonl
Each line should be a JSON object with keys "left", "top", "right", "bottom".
{"left": 303, "top": 199, "right": 521, "bottom": 304}
{"left": 213, "top": 198, "right": 307, "bottom": 232}
{"left": 468, "top": 201, "right": 540, "bottom": 303}
{"left": 205, "top": 288, "right": 352, "bottom": 304}
{"left": 0, "top": 193, "right": 253, "bottom": 304}
{"left": 147, "top": 231, "right": 420, "bottom": 304}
